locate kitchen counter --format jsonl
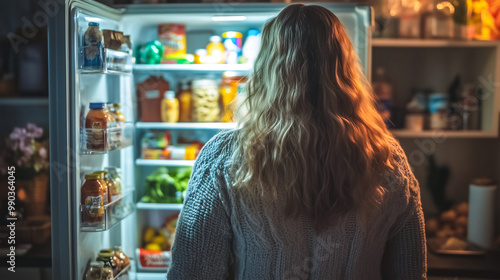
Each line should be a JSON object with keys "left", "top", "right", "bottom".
{"left": 428, "top": 249, "right": 500, "bottom": 279}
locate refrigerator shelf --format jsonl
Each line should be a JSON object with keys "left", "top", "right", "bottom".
{"left": 80, "top": 190, "right": 135, "bottom": 232}
{"left": 135, "top": 122, "right": 237, "bottom": 130}
{"left": 136, "top": 202, "right": 183, "bottom": 211}
{"left": 80, "top": 47, "right": 133, "bottom": 74}
{"left": 135, "top": 159, "right": 195, "bottom": 167}
{"left": 80, "top": 123, "right": 134, "bottom": 155}
{"left": 132, "top": 63, "right": 252, "bottom": 72}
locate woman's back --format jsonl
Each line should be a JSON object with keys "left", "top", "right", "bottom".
{"left": 167, "top": 130, "right": 426, "bottom": 280}
{"left": 167, "top": 4, "right": 426, "bottom": 279}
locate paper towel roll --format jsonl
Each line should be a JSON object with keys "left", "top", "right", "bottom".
{"left": 467, "top": 178, "right": 497, "bottom": 249}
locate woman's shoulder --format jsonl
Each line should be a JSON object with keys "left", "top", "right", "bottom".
{"left": 383, "top": 139, "right": 420, "bottom": 199}
{"left": 196, "top": 129, "right": 238, "bottom": 165}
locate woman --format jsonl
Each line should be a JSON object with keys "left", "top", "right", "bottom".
{"left": 167, "top": 4, "right": 426, "bottom": 280}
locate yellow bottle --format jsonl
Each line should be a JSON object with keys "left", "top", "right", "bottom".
{"left": 161, "top": 90, "right": 179, "bottom": 123}
{"left": 178, "top": 81, "right": 192, "bottom": 122}
{"left": 206, "top": 35, "right": 226, "bottom": 64}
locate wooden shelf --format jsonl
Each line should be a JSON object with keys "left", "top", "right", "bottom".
{"left": 372, "top": 38, "right": 500, "bottom": 48}
{"left": 391, "top": 130, "right": 497, "bottom": 138}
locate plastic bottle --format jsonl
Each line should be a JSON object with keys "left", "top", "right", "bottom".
{"left": 161, "top": 90, "right": 179, "bottom": 123}
{"left": 206, "top": 36, "right": 226, "bottom": 64}
{"left": 242, "top": 29, "right": 261, "bottom": 65}
{"left": 177, "top": 80, "right": 193, "bottom": 122}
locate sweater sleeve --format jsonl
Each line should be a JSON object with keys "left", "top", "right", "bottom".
{"left": 166, "top": 137, "right": 233, "bottom": 280}
{"left": 381, "top": 142, "right": 427, "bottom": 280}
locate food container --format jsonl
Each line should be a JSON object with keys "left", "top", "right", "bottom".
{"left": 192, "top": 79, "right": 220, "bottom": 122}
{"left": 429, "top": 93, "right": 448, "bottom": 130}
{"left": 158, "top": 24, "right": 186, "bottom": 63}
{"left": 222, "top": 31, "right": 243, "bottom": 64}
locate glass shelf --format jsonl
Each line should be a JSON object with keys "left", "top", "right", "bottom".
{"left": 135, "top": 122, "right": 237, "bottom": 130}
{"left": 80, "top": 47, "right": 132, "bottom": 74}
{"left": 135, "top": 159, "right": 195, "bottom": 167}
{"left": 136, "top": 202, "right": 183, "bottom": 211}
{"left": 80, "top": 122, "right": 134, "bottom": 155}
{"left": 80, "top": 190, "right": 135, "bottom": 232}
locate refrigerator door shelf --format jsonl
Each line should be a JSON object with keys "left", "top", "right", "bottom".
{"left": 80, "top": 122, "right": 134, "bottom": 155}
{"left": 135, "top": 121, "right": 237, "bottom": 130}
{"left": 80, "top": 190, "right": 136, "bottom": 232}
{"left": 135, "top": 159, "right": 195, "bottom": 167}
{"left": 114, "top": 263, "right": 132, "bottom": 279}
{"left": 80, "top": 47, "right": 133, "bottom": 74}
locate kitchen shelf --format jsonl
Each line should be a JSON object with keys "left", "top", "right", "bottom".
{"left": 80, "top": 122, "right": 134, "bottom": 155}
{"left": 391, "top": 130, "right": 497, "bottom": 138}
{"left": 136, "top": 202, "right": 183, "bottom": 211}
{"left": 135, "top": 159, "right": 195, "bottom": 167}
{"left": 80, "top": 190, "right": 135, "bottom": 232}
{"left": 0, "top": 97, "right": 49, "bottom": 106}
{"left": 136, "top": 122, "right": 237, "bottom": 130}
{"left": 372, "top": 38, "right": 500, "bottom": 48}
{"left": 133, "top": 63, "right": 252, "bottom": 72}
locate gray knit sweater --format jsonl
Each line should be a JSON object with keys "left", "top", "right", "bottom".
{"left": 167, "top": 130, "right": 427, "bottom": 280}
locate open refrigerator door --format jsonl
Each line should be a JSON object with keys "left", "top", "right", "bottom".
{"left": 49, "top": 2, "right": 371, "bottom": 279}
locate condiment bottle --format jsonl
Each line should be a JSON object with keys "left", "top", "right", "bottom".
{"left": 105, "top": 167, "right": 122, "bottom": 200}
{"left": 178, "top": 80, "right": 192, "bottom": 122}
{"left": 85, "top": 102, "right": 116, "bottom": 151}
{"left": 97, "top": 251, "right": 120, "bottom": 277}
{"left": 85, "top": 261, "right": 104, "bottom": 280}
{"left": 113, "top": 245, "right": 130, "bottom": 273}
{"left": 206, "top": 35, "right": 225, "bottom": 64}
{"left": 83, "top": 22, "right": 103, "bottom": 69}
{"left": 94, "top": 171, "right": 117, "bottom": 204}
{"left": 92, "top": 171, "right": 109, "bottom": 205}
{"left": 81, "top": 174, "right": 106, "bottom": 225}
{"left": 161, "top": 90, "right": 179, "bottom": 123}
{"left": 110, "top": 103, "right": 126, "bottom": 124}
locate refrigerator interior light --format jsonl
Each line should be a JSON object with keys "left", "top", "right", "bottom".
{"left": 211, "top": 16, "right": 247, "bottom": 22}
{"left": 84, "top": 17, "right": 104, "bottom": 22}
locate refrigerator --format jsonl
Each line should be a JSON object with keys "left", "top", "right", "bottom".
{"left": 47, "top": 1, "right": 372, "bottom": 279}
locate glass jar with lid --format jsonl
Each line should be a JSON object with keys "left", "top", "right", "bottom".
{"left": 85, "top": 261, "right": 104, "bottom": 280}
{"left": 192, "top": 79, "right": 220, "bottom": 122}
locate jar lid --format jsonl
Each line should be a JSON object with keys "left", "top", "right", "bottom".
{"left": 113, "top": 245, "right": 122, "bottom": 251}
{"left": 90, "top": 261, "right": 104, "bottom": 267}
{"left": 192, "top": 79, "right": 217, "bottom": 87}
{"left": 99, "top": 249, "right": 115, "bottom": 255}
{"left": 89, "top": 102, "right": 105, "bottom": 109}
{"left": 113, "top": 103, "right": 121, "bottom": 108}
{"left": 246, "top": 28, "right": 260, "bottom": 37}
{"left": 84, "top": 174, "right": 100, "bottom": 180}
{"left": 88, "top": 22, "right": 99, "bottom": 27}
{"left": 195, "top": 49, "right": 207, "bottom": 56}
{"left": 209, "top": 35, "right": 221, "bottom": 42}
{"left": 222, "top": 31, "right": 242, "bottom": 38}
{"left": 94, "top": 171, "right": 108, "bottom": 177}
{"left": 97, "top": 252, "right": 114, "bottom": 258}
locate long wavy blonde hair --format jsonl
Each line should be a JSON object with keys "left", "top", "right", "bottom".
{"left": 232, "top": 4, "right": 395, "bottom": 230}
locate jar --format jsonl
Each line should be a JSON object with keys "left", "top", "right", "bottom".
{"left": 192, "top": 79, "right": 220, "bottom": 122}
{"left": 177, "top": 80, "right": 193, "bottom": 122}
{"left": 85, "top": 102, "right": 117, "bottom": 151}
{"left": 93, "top": 171, "right": 111, "bottom": 204}
{"left": 105, "top": 167, "right": 122, "bottom": 201}
{"left": 97, "top": 251, "right": 120, "bottom": 277}
{"left": 81, "top": 173, "right": 106, "bottom": 225}
{"left": 113, "top": 245, "right": 131, "bottom": 272}
{"left": 85, "top": 261, "right": 104, "bottom": 280}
